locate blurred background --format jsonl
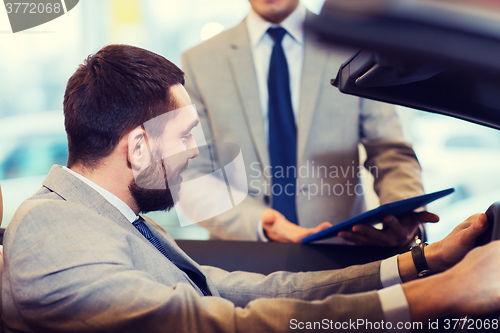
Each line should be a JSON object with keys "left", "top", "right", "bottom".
{"left": 1, "top": 0, "right": 499, "bottom": 243}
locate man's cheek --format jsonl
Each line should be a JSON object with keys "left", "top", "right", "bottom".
{"left": 163, "top": 161, "right": 182, "bottom": 184}
{"left": 158, "top": 142, "right": 186, "bottom": 161}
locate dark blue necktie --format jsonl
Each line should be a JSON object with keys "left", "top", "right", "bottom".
{"left": 133, "top": 216, "right": 211, "bottom": 296}
{"left": 267, "top": 27, "right": 298, "bottom": 224}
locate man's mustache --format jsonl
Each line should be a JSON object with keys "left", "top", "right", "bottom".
{"left": 179, "top": 161, "right": 189, "bottom": 175}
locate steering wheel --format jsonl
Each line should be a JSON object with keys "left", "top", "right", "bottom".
{"left": 452, "top": 202, "right": 500, "bottom": 332}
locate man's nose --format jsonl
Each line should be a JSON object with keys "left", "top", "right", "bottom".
{"left": 187, "top": 137, "right": 199, "bottom": 159}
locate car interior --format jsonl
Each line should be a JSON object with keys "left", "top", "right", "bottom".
{"left": 1, "top": 0, "right": 499, "bottom": 277}
{"left": 1, "top": 0, "right": 499, "bottom": 329}
{"left": 312, "top": 0, "right": 500, "bottom": 328}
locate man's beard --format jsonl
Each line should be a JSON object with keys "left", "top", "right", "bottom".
{"left": 129, "top": 158, "right": 184, "bottom": 214}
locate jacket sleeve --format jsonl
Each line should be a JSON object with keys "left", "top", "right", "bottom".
{"left": 201, "top": 261, "right": 383, "bottom": 307}
{"left": 359, "top": 98, "right": 425, "bottom": 205}
{"left": 4, "top": 201, "right": 385, "bottom": 333}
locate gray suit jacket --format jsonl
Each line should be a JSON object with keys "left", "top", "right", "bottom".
{"left": 181, "top": 12, "right": 424, "bottom": 241}
{"left": 2, "top": 165, "right": 385, "bottom": 332}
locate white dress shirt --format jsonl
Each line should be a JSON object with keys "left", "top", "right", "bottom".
{"left": 246, "top": 3, "right": 305, "bottom": 137}
{"left": 249, "top": 4, "right": 305, "bottom": 242}
{"left": 63, "top": 166, "right": 137, "bottom": 223}
{"left": 63, "top": 167, "right": 195, "bottom": 282}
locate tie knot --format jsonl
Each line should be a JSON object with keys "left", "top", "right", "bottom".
{"left": 133, "top": 216, "right": 153, "bottom": 239}
{"left": 267, "top": 27, "right": 287, "bottom": 44}
{"left": 133, "top": 216, "right": 145, "bottom": 224}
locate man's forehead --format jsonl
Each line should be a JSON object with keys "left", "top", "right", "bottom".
{"left": 168, "top": 104, "right": 199, "bottom": 127}
{"left": 143, "top": 104, "right": 199, "bottom": 134}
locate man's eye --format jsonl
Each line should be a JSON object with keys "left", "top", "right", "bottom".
{"left": 182, "top": 132, "right": 193, "bottom": 142}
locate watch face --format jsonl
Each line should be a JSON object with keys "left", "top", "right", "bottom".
{"left": 418, "top": 270, "right": 432, "bottom": 278}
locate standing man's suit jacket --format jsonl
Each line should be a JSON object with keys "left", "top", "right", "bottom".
{"left": 2, "top": 166, "right": 385, "bottom": 332}
{"left": 181, "top": 12, "right": 425, "bottom": 241}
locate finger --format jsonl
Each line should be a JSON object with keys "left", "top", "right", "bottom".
{"left": 466, "top": 213, "right": 488, "bottom": 238}
{"left": 415, "top": 211, "right": 440, "bottom": 223}
{"left": 313, "top": 221, "right": 333, "bottom": 232}
{"left": 293, "top": 225, "right": 318, "bottom": 243}
{"left": 381, "top": 215, "right": 409, "bottom": 240}
{"left": 354, "top": 217, "right": 414, "bottom": 247}
{"left": 260, "top": 209, "right": 276, "bottom": 225}
{"left": 383, "top": 215, "right": 395, "bottom": 223}
{"left": 451, "top": 213, "right": 485, "bottom": 233}
{"left": 300, "top": 223, "right": 330, "bottom": 238}
{"left": 354, "top": 225, "right": 404, "bottom": 247}
{"left": 352, "top": 224, "right": 388, "bottom": 239}
{"left": 473, "top": 213, "right": 488, "bottom": 231}
{"left": 297, "top": 222, "right": 333, "bottom": 242}
{"left": 385, "top": 211, "right": 440, "bottom": 225}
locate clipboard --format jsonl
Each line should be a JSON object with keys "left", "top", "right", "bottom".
{"left": 302, "top": 188, "right": 455, "bottom": 243}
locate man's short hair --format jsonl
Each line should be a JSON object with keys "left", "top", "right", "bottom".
{"left": 63, "top": 44, "right": 185, "bottom": 168}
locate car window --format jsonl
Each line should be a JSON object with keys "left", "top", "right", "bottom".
{"left": 445, "top": 135, "right": 500, "bottom": 148}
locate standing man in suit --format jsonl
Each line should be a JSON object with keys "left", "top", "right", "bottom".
{"left": 181, "top": 0, "right": 428, "bottom": 244}
{"left": 3, "top": 43, "right": 500, "bottom": 332}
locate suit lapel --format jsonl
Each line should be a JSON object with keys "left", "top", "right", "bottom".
{"left": 42, "top": 165, "right": 134, "bottom": 232}
{"left": 42, "top": 165, "right": 218, "bottom": 296}
{"left": 226, "top": 14, "right": 331, "bottom": 172}
{"left": 227, "top": 20, "right": 270, "bottom": 171}
{"left": 42, "top": 166, "right": 182, "bottom": 260}
{"left": 297, "top": 11, "right": 329, "bottom": 164}
{"left": 143, "top": 217, "right": 220, "bottom": 296}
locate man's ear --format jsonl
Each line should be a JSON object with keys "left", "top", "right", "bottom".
{"left": 127, "top": 126, "right": 150, "bottom": 172}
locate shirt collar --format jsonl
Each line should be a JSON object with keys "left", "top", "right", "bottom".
{"left": 63, "top": 166, "right": 138, "bottom": 223}
{"left": 246, "top": 2, "right": 306, "bottom": 48}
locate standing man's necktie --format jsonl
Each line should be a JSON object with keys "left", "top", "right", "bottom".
{"left": 267, "top": 27, "right": 298, "bottom": 225}
{"left": 133, "top": 216, "right": 211, "bottom": 296}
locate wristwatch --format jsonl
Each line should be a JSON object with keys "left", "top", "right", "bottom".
{"left": 411, "top": 242, "right": 432, "bottom": 278}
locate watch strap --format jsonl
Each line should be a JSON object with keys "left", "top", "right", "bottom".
{"left": 411, "top": 242, "right": 431, "bottom": 278}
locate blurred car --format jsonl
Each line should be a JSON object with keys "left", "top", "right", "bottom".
{"left": 408, "top": 113, "right": 500, "bottom": 242}
{"left": 0, "top": 111, "right": 67, "bottom": 225}
{"left": 412, "top": 113, "right": 500, "bottom": 201}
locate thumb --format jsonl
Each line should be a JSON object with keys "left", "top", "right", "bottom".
{"left": 311, "top": 221, "right": 333, "bottom": 233}
{"left": 467, "top": 213, "right": 488, "bottom": 238}
{"left": 417, "top": 211, "right": 440, "bottom": 223}
{"left": 261, "top": 209, "right": 278, "bottom": 225}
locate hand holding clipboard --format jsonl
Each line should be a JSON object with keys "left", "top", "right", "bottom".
{"left": 302, "top": 188, "right": 454, "bottom": 243}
